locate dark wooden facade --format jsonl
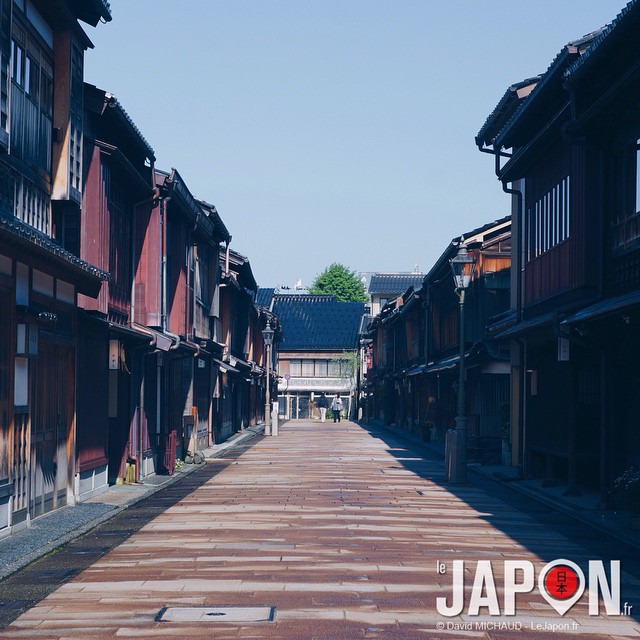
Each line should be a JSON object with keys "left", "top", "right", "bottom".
{"left": 215, "top": 248, "right": 267, "bottom": 441}
{"left": 364, "top": 219, "right": 511, "bottom": 460}
{"left": 477, "top": 1, "right": 640, "bottom": 500}
{"left": 0, "top": 0, "right": 111, "bottom": 529}
{"left": 0, "top": 0, "right": 274, "bottom": 534}
{"left": 76, "top": 85, "right": 157, "bottom": 493}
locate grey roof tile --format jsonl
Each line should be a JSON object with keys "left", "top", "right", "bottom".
{"left": 272, "top": 295, "right": 365, "bottom": 351}
{"left": 368, "top": 273, "right": 424, "bottom": 295}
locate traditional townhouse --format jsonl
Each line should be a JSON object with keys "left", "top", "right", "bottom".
{"left": 363, "top": 285, "right": 424, "bottom": 429}
{"left": 271, "top": 293, "right": 365, "bottom": 420}
{"left": 420, "top": 220, "right": 511, "bottom": 458}
{"left": 476, "top": 0, "right": 640, "bottom": 500}
{"left": 215, "top": 248, "right": 268, "bottom": 440}
{"left": 365, "top": 218, "right": 511, "bottom": 463}
{"left": 192, "top": 199, "right": 232, "bottom": 448}
{"left": 76, "top": 84, "right": 157, "bottom": 494}
{"left": 143, "top": 169, "right": 233, "bottom": 469}
{"left": 367, "top": 272, "right": 424, "bottom": 316}
{"left": 0, "top": 0, "right": 111, "bottom": 528}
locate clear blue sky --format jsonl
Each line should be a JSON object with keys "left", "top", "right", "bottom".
{"left": 84, "top": 1, "right": 625, "bottom": 289}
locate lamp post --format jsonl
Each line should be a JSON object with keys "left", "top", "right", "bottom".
{"left": 262, "top": 325, "right": 274, "bottom": 436}
{"left": 445, "top": 242, "right": 476, "bottom": 484}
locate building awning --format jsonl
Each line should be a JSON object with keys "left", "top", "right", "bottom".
{"left": 0, "top": 214, "right": 108, "bottom": 298}
{"left": 407, "top": 352, "right": 475, "bottom": 376}
{"left": 406, "top": 364, "right": 427, "bottom": 376}
{"left": 424, "top": 354, "right": 464, "bottom": 374}
{"left": 229, "top": 357, "right": 252, "bottom": 370}
{"left": 213, "top": 359, "right": 239, "bottom": 373}
{"left": 494, "top": 311, "right": 556, "bottom": 339}
{"left": 560, "top": 291, "right": 640, "bottom": 326}
{"left": 251, "top": 363, "right": 265, "bottom": 376}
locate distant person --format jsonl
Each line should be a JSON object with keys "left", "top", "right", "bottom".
{"left": 331, "top": 393, "right": 343, "bottom": 423}
{"left": 317, "top": 392, "right": 329, "bottom": 422}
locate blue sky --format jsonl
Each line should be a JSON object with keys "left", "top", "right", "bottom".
{"left": 84, "top": 1, "right": 626, "bottom": 288}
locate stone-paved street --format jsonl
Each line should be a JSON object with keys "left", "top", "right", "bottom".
{"left": 0, "top": 420, "right": 639, "bottom": 639}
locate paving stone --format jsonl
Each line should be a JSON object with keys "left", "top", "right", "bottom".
{"left": 1, "top": 420, "right": 639, "bottom": 639}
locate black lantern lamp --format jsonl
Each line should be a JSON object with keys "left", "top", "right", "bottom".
{"left": 262, "top": 325, "right": 275, "bottom": 435}
{"left": 445, "top": 241, "right": 476, "bottom": 483}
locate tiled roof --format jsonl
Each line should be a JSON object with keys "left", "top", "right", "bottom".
{"left": 475, "top": 76, "right": 541, "bottom": 149}
{"left": 493, "top": 28, "right": 605, "bottom": 149}
{"left": 368, "top": 273, "right": 424, "bottom": 295}
{"left": 564, "top": 0, "right": 638, "bottom": 82}
{"left": 70, "top": 0, "right": 112, "bottom": 26}
{"left": 0, "top": 213, "right": 108, "bottom": 297}
{"left": 272, "top": 295, "right": 365, "bottom": 351}
{"left": 256, "top": 287, "right": 275, "bottom": 309}
{"left": 104, "top": 92, "right": 155, "bottom": 160}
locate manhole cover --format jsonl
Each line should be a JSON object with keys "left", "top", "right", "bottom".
{"left": 156, "top": 606, "right": 275, "bottom": 623}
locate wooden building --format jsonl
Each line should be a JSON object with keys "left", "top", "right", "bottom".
{"left": 146, "top": 169, "right": 233, "bottom": 466}
{"left": 367, "top": 272, "right": 424, "bottom": 317}
{"left": 215, "top": 248, "right": 271, "bottom": 440}
{"left": 476, "top": 0, "right": 640, "bottom": 499}
{"left": 365, "top": 218, "right": 511, "bottom": 462}
{"left": 76, "top": 84, "right": 157, "bottom": 494}
{"left": 269, "top": 293, "right": 365, "bottom": 420}
{"left": 0, "top": 0, "right": 111, "bottom": 529}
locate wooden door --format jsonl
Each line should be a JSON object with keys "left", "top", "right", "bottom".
{"left": 0, "top": 289, "right": 10, "bottom": 483}
{"left": 30, "top": 338, "right": 74, "bottom": 517}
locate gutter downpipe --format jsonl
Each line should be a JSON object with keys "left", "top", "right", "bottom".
{"left": 495, "top": 147, "right": 528, "bottom": 479}
{"left": 161, "top": 194, "right": 171, "bottom": 336}
{"left": 160, "top": 194, "right": 181, "bottom": 351}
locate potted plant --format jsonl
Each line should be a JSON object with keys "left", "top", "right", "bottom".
{"left": 613, "top": 466, "right": 640, "bottom": 527}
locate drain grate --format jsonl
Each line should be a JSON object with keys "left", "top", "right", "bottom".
{"left": 156, "top": 606, "right": 275, "bottom": 623}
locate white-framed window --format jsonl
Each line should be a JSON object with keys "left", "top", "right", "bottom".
{"left": 288, "top": 359, "right": 332, "bottom": 377}
{"left": 328, "top": 360, "right": 341, "bottom": 377}
{"left": 526, "top": 176, "right": 570, "bottom": 261}
{"left": 289, "top": 360, "right": 302, "bottom": 377}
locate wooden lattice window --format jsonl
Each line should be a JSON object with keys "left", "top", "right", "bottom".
{"left": 526, "top": 176, "right": 571, "bottom": 261}
{"left": 69, "top": 41, "right": 83, "bottom": 198}
{"left": 0, "top": 0, "right": 10, "bottom": 143}
{"left": 10, "top": 15, "right": 53, "bottom": 173}
{"left": 15, "top": 174, "right": 49, "bottom": 235}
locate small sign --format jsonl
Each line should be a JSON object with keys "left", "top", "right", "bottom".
{"left": 558, "top": 337, "right": 570, "bottom": 362}
{"left": 109, "top": 339, "right": 121, "bottom": 370}
{"left": 284, "top": 373, "right": 291, "bottom": 380}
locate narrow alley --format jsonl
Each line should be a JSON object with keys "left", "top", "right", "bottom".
{"left": 0, "top": 421, "right": 638, "bottom": 639}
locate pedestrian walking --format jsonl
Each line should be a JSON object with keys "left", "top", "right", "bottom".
{"left": 331, "top": 393, "right": 343, "bottom": 422}
{"left": 317, "top": 392, "right": 329, "bottom": 422}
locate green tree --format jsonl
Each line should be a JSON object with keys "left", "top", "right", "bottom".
{"left": 309, "top": 263, "right": 367, "bottom": 302}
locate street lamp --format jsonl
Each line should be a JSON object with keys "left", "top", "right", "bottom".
{"left": 262, "top": 325, "right": 274, "bottom": 436}
{"left": 445, "top": 242, "right": 476, "bottom": 484}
